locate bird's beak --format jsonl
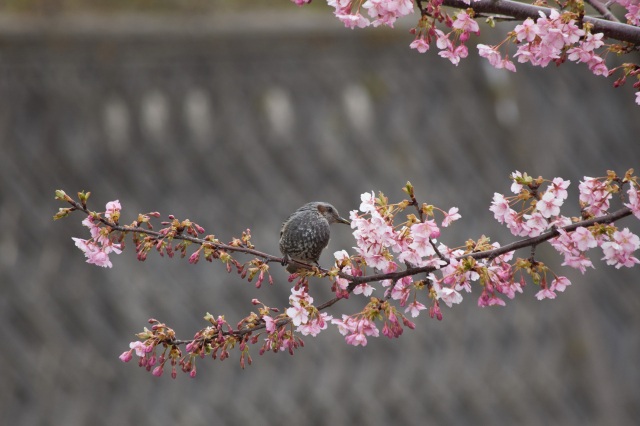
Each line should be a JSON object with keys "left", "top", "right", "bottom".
{"left": 337, "top": 216, "right": 350, "bottom": 225}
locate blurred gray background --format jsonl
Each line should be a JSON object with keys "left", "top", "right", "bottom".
{"left": 1, "top": 2, "right": 640, "bottom": 425}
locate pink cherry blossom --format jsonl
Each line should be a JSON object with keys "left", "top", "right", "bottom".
{"left": 571, "top": 227, "right": 597, "bottom": 251}
{"left": 129, "top": 341, "right": 148, "bottom": 357}
{"left": 550, "top": 276, "right": 571, "bottom": 292}
{"left": 433, "top": 282, "right": 463, "bottom": 307}
{"left": 624, "top": 186, "right": 640, "bottom": 219}
{"left": 601, "top": 228, "right": 640, "bottom": 268}
{"left": 438, "top": 44, "right": 469, "bottom": 66}
{"left": 535, "top": 287, "right": 557, "bottom": 300}
{"left": 263, "top": 315, "right": 276, "bottom": 333}
{"left": 523, "top": 212, "right": 548, "bottom": 237}
{"left": 359, "top": 191, "right": 376, "bottom": 213}
{"left": 411, "top": 219, "right": 440, "bottom": 240}
{"left": 510, "top": 171, "right": 524, "bottom": 193}
{"left": 353, "top": 283, "right": 375, "bottom": 296}
{"left": 286, "top": 305, "right": 309, "bottom": 326}
{"left": 298, "top": 313, "right": 332, "bottom": 336}
{"left": 410, "top": 38, "right": 430, "bottom": 53}
{"left": 478, "top": 44, "right": 501, "bottom": 66}
{"left": 452, "top": 11, "right": 480, "bottom": 34}
{"left": 442, "top": 207, "right": 461, "bottom": 227}
{"left": 405, "top": 300, "right": 427, "bottom": 317}
{"left": 563, "top": 253, "right": 594, "bottom": 274}
{"left": 105, "top": 200, "right": 121, "bottom": 220}
{"left": 549, "top": 177, "right": 570, "bottom": 199}
{"left": 625, "top": 4, "right": 640, "bottom": 25}
{"left": 332, "top": 315, "right": 358, "bottom": 336}
{"left": 489, "top": 193, "right": 512, "bottom": 224}
{"left": 579, "top": 177, "right": 612, "bottom": 216}
{"left": 514, "top": 18, "right": 540, "bottom": 42}
{"left": 362, "top": 0, "right": 414, "bottom": 28}
{"left": 337, "top": 12, "right": 371, "bottom": 28}
{"left": 537, "top": 190, "right": 564, "bottom": 218}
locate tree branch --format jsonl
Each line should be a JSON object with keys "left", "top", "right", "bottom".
{"left": 585, "top": 0, "right": 620, "bottom": 23}
{"left": 63, "top": 196, "right": 634, "bottom": 345}
{"left": 442, "top": 0, "right": 640, "bottom": 45}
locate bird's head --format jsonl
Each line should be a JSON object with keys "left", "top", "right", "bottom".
{"left": 315, "top": 202, "right": 350, "bottom": 225}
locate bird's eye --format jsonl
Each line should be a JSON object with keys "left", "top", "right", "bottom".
{"left": 327, "top": 207, "right": 333, "bottom": 213}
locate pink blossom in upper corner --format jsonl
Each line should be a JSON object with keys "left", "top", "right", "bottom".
{"left": 601, "top": 228, "right": 640, "bottom": 268}
{"left": 624, "top": 186, "right": 640, "bottom": 219}
{"left": 362, "top": 0, "right": 414, "bottom": 28}
{"left": 410, "top": 38, "right": 430, "bottom": 53}
{"left": 625, "top": 4, "right": 640, "bottom": 25}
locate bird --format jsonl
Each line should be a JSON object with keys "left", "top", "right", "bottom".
{"left": 279, "top": 202, "right": 350, "bottom": 273}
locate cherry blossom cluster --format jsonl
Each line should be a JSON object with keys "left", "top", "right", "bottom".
{"left": 325, "top": 0, "right": 415, "bottom": 28}
{"left": 290, "top": 0, "right": 640, "bottom": 104}
{"left": 54, "top": 192, "right": 124, "bottom": 268}
{"left": 478, "top": 10, "right": 608, "bottom": 77}
{"left": 615, "top": 0, "right": 640, "bottom": 26}
{"left": 410, "top": 8, "right": 480, "bottom": 66}
{"left": 491, "top": 171, "right": 640, "bottom": 297}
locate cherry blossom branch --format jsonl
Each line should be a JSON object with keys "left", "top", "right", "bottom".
{"left": 318, "top": 0, "right": 640, "bottom": 105}
{"left": 58, "top": 194, "right": 284, "bottom": 264}
{"left": 54, "top": 169, "right": 640, "bottom": 377}
{"left": 338, "top": 206, "right": 634, "bottom": 288}
{"left": 442, "top": 0, "right": 640, "bottom": 44}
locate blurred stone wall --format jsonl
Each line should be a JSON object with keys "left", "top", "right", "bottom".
{"left": 0, "top": 11, "right": 639, "bottom": 426}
